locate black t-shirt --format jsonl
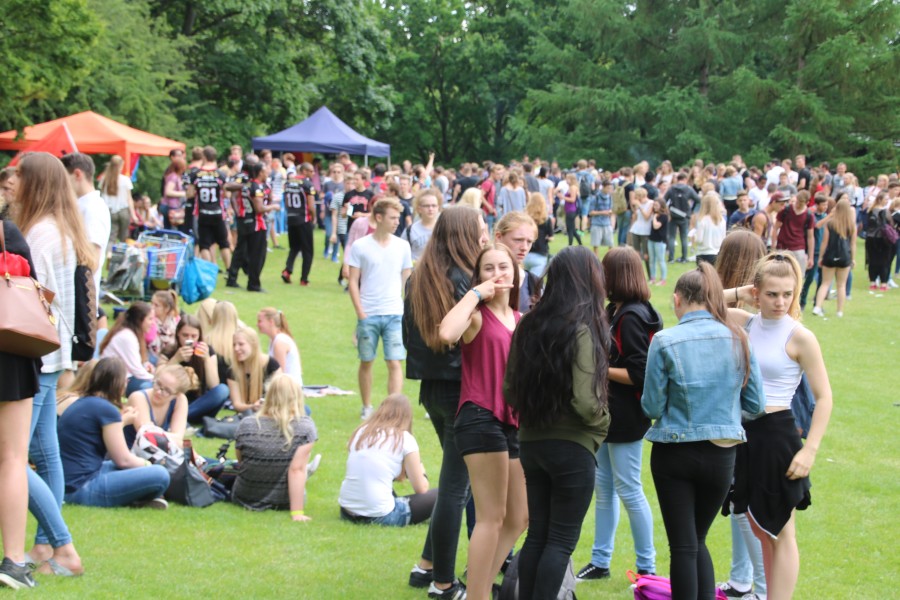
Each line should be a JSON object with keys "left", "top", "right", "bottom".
{"left": 797, "top": 168, "right": 812, "bottom": 190}
{"left": 455, "top": 176, "right": 480, "bottom": 197}
{"left": 394, "top": 197, "right": 413, "bottom": 238}
{"left": 190, "top": 168, "right": 227, "bottom": 220}
{"left": 181, "top": 167, "right": 200, "bottom": 212}
{"left": 225, "top": 357, "right": 280, "bottom": 398}
{"left": 643, "top": 183, "right": 659, "bottom": 201}
{"left": 283, "top": 178, "right": 315, "bottom": 226}
{"left": 343, "top": 189, "right": 373, "bottom": 223}
{"left": 649, "top": 213, "right": 668, "bottom": 242}
{"left": 531, "top": 219, "right": 554, "bottom": 256}
{"left": 239, "top": 180, "right": 268, "bottom": 230}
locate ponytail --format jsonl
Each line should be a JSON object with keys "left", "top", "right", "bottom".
{"left": 259, "top": 307, "right": 293, "bottom": 339}
{"left": 674, "top": 263, "right": 751, "bottom": 386}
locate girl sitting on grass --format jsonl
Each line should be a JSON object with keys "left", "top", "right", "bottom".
{"left": 233, "top": 375, "right": 318, "bottom": 519}
{"left": 226, "top": 326, "right": 281, "bottom": 413}
{"left": 338, "top": 394, "right": 437, "bottom": 526}
{"left": 123, "top": 364, "right": 191, "bottom": 449}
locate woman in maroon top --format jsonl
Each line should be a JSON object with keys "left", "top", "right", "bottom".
{"left": 439, "top": 243, "right": 525, "bottom": 600}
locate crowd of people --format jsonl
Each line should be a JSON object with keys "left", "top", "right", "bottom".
{"left": 0, "top": 146, "right": 896, "bottom": 599}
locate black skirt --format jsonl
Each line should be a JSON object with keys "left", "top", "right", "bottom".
{"left": 732, "top": 410, "right": 811, "bottom": 537}
{"left": 0, "top": 351, "right": 42, "bottom": 402}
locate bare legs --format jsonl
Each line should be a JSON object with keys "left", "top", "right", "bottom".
{"left": 750, "top": 512, "right": 800, "bottom": 600}
{"left": 0, "top": 400, "right": 32, "bottom": 563}
{"left": 463, "top": 452, "right": 528, "bottom": 600}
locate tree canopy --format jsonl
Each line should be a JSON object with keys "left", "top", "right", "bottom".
{"left": 3, "top": 0, "right": 898, "bottom": 175}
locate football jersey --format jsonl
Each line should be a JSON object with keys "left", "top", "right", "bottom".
{"left": 190, "top": 168, "right": 227, "bottom": 219}
{"left": 283, "top": 177, "right": 316, "bottom": 226}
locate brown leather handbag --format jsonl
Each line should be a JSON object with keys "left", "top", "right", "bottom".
{"left": 0, "top": 222, "right": 61, "bottom": 358}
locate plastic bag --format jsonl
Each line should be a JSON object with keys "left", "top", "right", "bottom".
{"left": 181, "top": 256, "right": 219, "bottom": 304}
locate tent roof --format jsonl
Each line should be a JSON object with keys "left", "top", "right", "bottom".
{"left": 252, "top": 106, "right": 390, "bottom": 156}
{"left": 0, "top": 111, "right": 184, "bottom": 170}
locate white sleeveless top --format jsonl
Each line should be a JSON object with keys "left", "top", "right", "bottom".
{"left": 268, "top": 332, "right": 303, "bottom": 387}
{"left": 746, "top": 315, "right": 802, "bottom": 408}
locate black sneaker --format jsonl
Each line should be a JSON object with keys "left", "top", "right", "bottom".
{"left": 718, "top": 582, "right": 752, "bottom": 598}
{"left": 408, "top": 564, "right": 433, "bottom": 588}
{"left": 638, "top": 569, "right": 655, "bottom": 576}
{"left": 225, "top": 280, "right": 240, "bottom": 288}
{"left": 428, "top": 579, "right": 466, "bottom": 599}
{"left": 0, "top": 557, "right": 37, "bottom": 590}
{"left": 281, "top": 270, "right": 291, "bottom": 284}
{"left": 576, "top": 563, "right": 610, "bottom": 581}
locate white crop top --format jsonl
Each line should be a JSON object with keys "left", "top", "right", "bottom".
{"left": 746, "top": 315, "right": 802, "bottom": 408}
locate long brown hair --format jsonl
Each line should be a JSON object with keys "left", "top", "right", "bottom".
{"left": 348, "top": 393, "right": 412, "bottom": 453}
{"left": 101, "top": 155, "right": 124, "bottom": 197}
{"left": 410, "top": 206, "right": 484, "bottom": 351}
{"left": 13, "top": 152, "right": 97, "bottom": 270}
{"left": 716, "top": 230, "right": 766, "bottom": 307}
{"left": 99, "top": 301, "right": 152, "bottom": 362}
{"left": 674, "top": 262, "right": 752, "bottom": 386}
{"left": 602, "top": 246, "right": 650, "bottom": 304}
{"left": 831, "top": 198, "right": 856, "bottom": 239}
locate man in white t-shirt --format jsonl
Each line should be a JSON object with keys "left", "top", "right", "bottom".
{"left": 62, "top": 152, "right": 110, "bottom": 301}
{"left": 347, "top": 197, "right": 413, "bottom": 419}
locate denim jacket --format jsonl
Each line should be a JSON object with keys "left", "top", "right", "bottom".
{"left": 642, "top": 311, "right": 764, "bottom": 443}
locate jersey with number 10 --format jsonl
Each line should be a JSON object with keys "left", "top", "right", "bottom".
{"left": 283, "top": 178, "right": 316, "bottom": 226}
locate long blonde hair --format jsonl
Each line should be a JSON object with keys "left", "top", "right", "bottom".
{"left": 458, "top": 187, "right": 483, "bottom": 210}
{"left": 206, "top": 301, "right": 240, "bottom": 367}
{"left": 831, "top": 198, "right": 856, "bottom": 240}
{"left": 348, "top": 393, "right": 412, "bottom": 453}
{"left": 753, "top": 252, "right": 803, "bottom": 320}
{"left": 258, "top": 307, "right": 293, "bottom": 339}
{"left": 699, "top": 192, "right": 724, "bottom": 225}
{"left": 13, "top": 152, "right": 97, "bottom": 270}
{"left": 257, "top": 374, "right": 306, "bottom": 448}
{"left": 526, "top": 192, "right": 548, "bottom": 225}
{"left": 233, "top": 326, "right": 268, "bottom": 407}
{"left": 101, "top": 155, "right": 124, "bottom": 197}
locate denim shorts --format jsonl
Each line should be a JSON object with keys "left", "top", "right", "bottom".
{"left": 340, "top": 496, "right": 411, "bottom": 527}
{"left": 454, "top": 402, "right": 519, "bottom": 459}
{"left": 356, "top": 314, "right": 406, "bottom": 362}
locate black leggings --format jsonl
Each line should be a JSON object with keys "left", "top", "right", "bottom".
{"left": 866, "top": 237, "right": 891, "bottom": 283}
{"left": 565, "top": 213, "right": 582, "bottom": 246}
{"left": 651, "top": 441, "right": 736, "bottom": 600}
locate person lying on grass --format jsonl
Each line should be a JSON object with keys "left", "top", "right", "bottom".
{"left": 233, "top": 375, "right": 317, "bottom": 520}
{"left": 338, "top": 393, "right": 437, "bottom": 526}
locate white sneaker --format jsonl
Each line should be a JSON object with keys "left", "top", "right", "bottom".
{"left": 361, "top": 406, "right": 373, "bottom": 420}
{"left": 889, "top": 279, "right": 899, "bottom": 289}
{"left": 812, "top": 306, "right": 824, "bottom": 317}
{"left": 836, "top": 311, "right": 843, "bottom": 318}
{"left": 307, "top": 453, "right": 322, "bottom": 477}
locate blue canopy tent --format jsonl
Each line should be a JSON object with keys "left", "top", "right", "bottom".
{"left": 252, "top": 106, "right": 390, "bottom": 164}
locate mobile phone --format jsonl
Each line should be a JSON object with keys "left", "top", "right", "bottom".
{"left": 185, "top": 339, "right": 194, "bottom": 347}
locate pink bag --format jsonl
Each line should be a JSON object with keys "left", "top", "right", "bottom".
{"left": 628, "top": 571, "right": 728, "bottom": 600}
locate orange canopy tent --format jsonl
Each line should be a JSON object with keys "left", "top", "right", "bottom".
{"left": 0, "top": 111, "right": 184, "bottom": 172}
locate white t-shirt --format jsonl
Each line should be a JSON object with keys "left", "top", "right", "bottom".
{"left": 101, "top": 174, "right": 134, "bottom": 212}
{"left": 694, "top": 215, "right": 727, "bottom": 256}
{"left": 346, "top": 234, "right": 412, "bottom": 316}
{"left": 749, "top": 187, "right": 769, "bottom": 212}
{"left": 765, "top": 167, "right": 784, "bottom": 189}
{"left": 338, "top": 429, "right": 418, "bottom": 517}
{"left": 268, "top": 332, "right": 302, "bottom": 386}
{"left": 77, "top": 190, "right": 110, "bottom": 300}
{"left": 630, "top": 200, "right": 654, "bottom": 235}
{"left": 402, "top": 220, "right": 433, "bottom": 263}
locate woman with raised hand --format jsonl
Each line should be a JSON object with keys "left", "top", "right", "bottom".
{"left": 11, "top": 152, "right": 95, "bottom": 579}
{"left": 226, "top": 326, "right": 281, "bottom": 413}
{"left": 643, "top": 263, "right": 764, "bottom": 600}
{"left": 504, "top": 246, "right": 611, "bottom": 599}
{"left": 58, "top": 358, "right": 170, "bottom": 509}
{"left": 813, "top": 198, "right": 856, "bottom": 317}
{"left": 233, "top": 375, "right": 317, "bottom": 519}
{"left": 339, "top": 394, "right": 437, "bottom": 526}
{"left": 99, "top": 302, "right": 156, "bottom": 396}
{"left": 577, "top": 246, "right": 660, "bottom": 583}
{"left": 438, "top": 243, "right": 526, "bottom": 600}
{"left": 403, "top": 206, "right": 488, "bottom": 596}
{"left": 160, "top": 315, "right": 229, "bottom": 424}
{"left": 728, "top": 252, "right": 834, "bottom": 600}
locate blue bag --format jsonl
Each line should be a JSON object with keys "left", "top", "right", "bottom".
{"left": 181, "top": 256, "right": 219, "bottom": 304}
{"left": 790, "top": 373, "right": 815, "bottom": 439}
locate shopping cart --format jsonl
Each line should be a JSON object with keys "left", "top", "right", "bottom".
{"left": 138, "top": 229, "right": 193, "bottom": 298}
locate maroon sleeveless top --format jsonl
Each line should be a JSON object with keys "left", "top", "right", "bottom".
{"left": 458, "top": 306, "right": 521, "bottom": 427}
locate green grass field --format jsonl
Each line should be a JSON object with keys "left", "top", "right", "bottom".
{"left": 25, "top": 230, "right": 899, "bottom": 599}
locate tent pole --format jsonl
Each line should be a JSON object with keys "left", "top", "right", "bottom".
{"left": 364, "top": 154, "right": 369, "bottom": 167}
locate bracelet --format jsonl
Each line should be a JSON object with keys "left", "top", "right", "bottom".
{"left": 470, "top": 288, "right": 484, "bottom": 303}
{"left": 290, "top": 510, "right": 305, "bottom": 517}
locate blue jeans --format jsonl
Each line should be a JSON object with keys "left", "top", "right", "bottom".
{"left": 617, "top": 210, "right": 632, "bottom": 246}
{"left": 668, "top": 217, "right": 690, "bottom": 261}
{"left": 187, "top": 383, "right": 230, "bottom": 424}
{"left": 485, "top": 214, "right": 495, "bottom": 235}
{"left": 524, "top": 252, "right": 549, "bottom": 278}
{"left": 64, "top": 461, "right": 170, "bottom": 507}
{"left": 28, "top": 371, "right": 70, "bottom": 546}
{"left": 648, "top": 241, "right": 667, "bottom": 281}
{"left": 323, "top": 213, "right": 339, "bottom": 260}
{"left": 519, "top": 440, "right": 595, "bottom": 600}
{"left": 126, "top": 376, "right": 153, "bottom": 397}
{"left": 591, "top": 440, "right": 656, "bottom": 571}
{"left": 800, "top": 257, "right": 819, "bottom": 309}
{"left": 728, "top": 512, "right": 767, "bottom": 595}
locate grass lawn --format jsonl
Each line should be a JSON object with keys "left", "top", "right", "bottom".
{"left": 26, "top": 230, "right": 898, "bottom": 598}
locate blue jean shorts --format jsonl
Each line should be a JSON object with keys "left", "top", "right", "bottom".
{"left": 341, "top": 496, "right": 411, "bottom": 527}
{"left": 356, "top": 314, "right": 406, "bottom": 362}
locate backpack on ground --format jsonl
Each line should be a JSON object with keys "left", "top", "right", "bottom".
{"left": 578, "top": 174, "right": 592, "bottom": 201}
{"left": 613, "top": 184, "right": 628, "bottom": 215}
{"left": 628, "top": 570, "right": 728, "bottom": 600}
{"left": 498, "top": 550, "right": 577, "bottom": 600}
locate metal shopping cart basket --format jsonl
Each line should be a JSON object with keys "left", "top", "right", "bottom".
{"left": 138, "top": 229, "right": 193, "bottom": 298}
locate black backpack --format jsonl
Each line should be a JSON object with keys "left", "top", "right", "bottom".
{"left": 578, "top": 174, "right": 592, "bottom": 200}
{"left": 498, "top": 550, "right": 577, "bottom": 600}
{"left": 71, "top": 264, "right": 97, "bottom": 362}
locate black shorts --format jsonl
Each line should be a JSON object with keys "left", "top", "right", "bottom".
{"left": 454, "top": 402, "right": 520, "bottom": 459}
{"left": 197, "top": 218, "right": 231, "bottom": 250}
{"left": 733, "top": 410, "right": 811, "bottom": 537}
